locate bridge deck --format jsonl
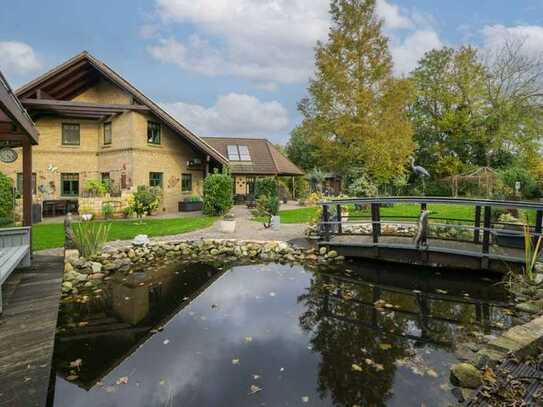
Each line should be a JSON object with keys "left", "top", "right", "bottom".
{"left": 0, "top": 254, "right": 64, "bottom": 407}
{"left": 321, "top": 235, "right": 525, "bottom": 273}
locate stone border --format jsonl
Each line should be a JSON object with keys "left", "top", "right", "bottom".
{"left": 62, "top": 238, "right": 344, "bottom": 298}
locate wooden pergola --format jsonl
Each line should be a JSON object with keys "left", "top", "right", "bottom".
{"left": 446, "top": 167, "right": 498, "bottom": 198}
{"left": 0, "top": 70, "right": 39, "bottom": 227}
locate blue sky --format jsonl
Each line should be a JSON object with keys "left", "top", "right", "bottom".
{"left": 1, "top": 0, "right": 543, "bottom": 144}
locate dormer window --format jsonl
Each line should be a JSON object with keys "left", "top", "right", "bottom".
{"left": 227, "top": 144, "right": 251, "bottom": 161}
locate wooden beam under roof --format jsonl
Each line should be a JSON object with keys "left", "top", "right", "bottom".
{"left": 21, "top": 98, "right": 151, "bottom": 111}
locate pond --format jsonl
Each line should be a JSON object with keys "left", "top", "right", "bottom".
{"left": 50, "top": 259, "right": 516, "bottom": 406}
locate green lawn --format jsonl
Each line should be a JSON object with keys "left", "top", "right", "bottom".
{"left": 32, "top": 216, "right": 216, "bottom": 251}
{"left": 274, "top": 203, "right": 537, "bottom": 224}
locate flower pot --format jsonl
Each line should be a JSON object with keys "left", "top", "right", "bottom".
{"left": 178, "top": 201, "right": 203, "bottom": 212}
{"left": 219, "top": 220, "right": 236, "bottom": 233}
{"left": 271, "top": 215, "right": 280, "bottom": 231}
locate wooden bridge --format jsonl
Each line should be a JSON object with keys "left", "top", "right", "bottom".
{"left": 318, "top": 197, "right": 543, "bottom": 273}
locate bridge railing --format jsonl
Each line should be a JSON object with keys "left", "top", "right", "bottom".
{"left": 318, "top": 196, "right": 543, "bottom": 266}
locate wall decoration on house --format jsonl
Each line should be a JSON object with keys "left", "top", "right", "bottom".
{"left": 47, "top": 163, "right": 59, "bottom": 173}
{"left": 168, "top": 176, "right": 179, "bottom": 189}
{"left": 0, "top": 147, "right": 18, "bottom": 163}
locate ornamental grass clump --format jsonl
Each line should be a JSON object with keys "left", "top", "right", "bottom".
{"left": 74, "top": 221, "right": 111, "bottom": 258}
{"left": 523, "top": 222, "right": 543, "bottom": 285}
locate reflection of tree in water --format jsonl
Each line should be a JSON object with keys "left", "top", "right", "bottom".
{"left": 298, "top": 274, "right": 414, "bottom": 406}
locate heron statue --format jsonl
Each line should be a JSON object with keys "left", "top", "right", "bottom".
{"left": 410, "top": 157, "right": 430, "bottom": 194}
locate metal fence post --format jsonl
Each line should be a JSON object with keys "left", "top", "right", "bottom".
{"left": 371, "top": 203, "right": 381, "bottom": 243}
{"left": 474, "top": 206, "right": 481, "bottom": 244}
{"left": 481, "top": 206, "right": 491, "bottom": 269}
{"left": 336, "top": 204, "right": 342, "bottom": 235}
{"left": 322, "top": 204, "right": 330, "bottom": 241}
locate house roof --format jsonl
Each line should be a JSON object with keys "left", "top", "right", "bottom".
{"left": 0, "top": 70, "right": 38, "bottom": 144}
{"left": 15, "top": 51, "right": 227, "bottom": 163}
{"left": 203, "top": 137, "right": 304, "bottom": 176}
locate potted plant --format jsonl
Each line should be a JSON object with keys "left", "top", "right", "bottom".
{"left": 255, "top": 195, "right": 281, "bottom": 230}
{"left": 219, "top": 213, "right": 236, "bottom": 233}
{"left": 179, "top": 195, "right": 203, "bottom": 212}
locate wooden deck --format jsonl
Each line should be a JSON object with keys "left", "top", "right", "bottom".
{"left": 320, "top": 235, "right": 525, "bottom": 273}
{"left": 0, "top": 254, "right": 64, "bottom": 407}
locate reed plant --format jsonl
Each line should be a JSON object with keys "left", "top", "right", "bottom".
{"left": 74, "top": 221, "right": 111, "bottom": 257}
{"left": 523, "top": 223, "right": 542, "bottom": 285}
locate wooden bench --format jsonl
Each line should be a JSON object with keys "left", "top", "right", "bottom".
{"left": 0, "top": 227, "right": 31, "bottom": 314}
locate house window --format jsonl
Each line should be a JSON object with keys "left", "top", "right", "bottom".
{"left": 181, "top": 173, "right": 192, "bottom": 192}
{"left": 62, "top": 123, "right": 80, "bottom": 145}
{"left": 16, "top": 173, "right": 37, "bottom": 195}
{"left": 103, "top": 122, "right": 112, "bottom": 145}
{"left": 147, "top": 121, "right": 161, "bottom": 145}
{"left": 121, "top": 173, "right": 127, "bottom": 189}
{"left": 149, "top": 172, "right": 163, "bottom": 188}
{"left": 226, "top": 145, "right": 251, "bottom": 161}
{"left": 61, "top": 173, "right": 79, "bottom": 196}
{"left": 238, "top": 145, "right": 251, "bottom": 161}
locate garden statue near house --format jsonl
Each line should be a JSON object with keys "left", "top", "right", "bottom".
{"left": 410, "top": 157, "right": 430, "bottom": 194}
{"left": 64, "top": 212, "right": 76, "bottom": 250}
{"left": 414, "top": 209, "right": 429, "bottom": 250}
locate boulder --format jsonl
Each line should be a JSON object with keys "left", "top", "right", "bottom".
{"left": 64, "top": 262, "right": 74, "bottom": 274}
{"left": 450, "top": 363, "right": 482, "bottom": 389}
{"left": 90, "top": 273, "right": 106, "bottom": 280}
{"left": 133, "top": 235, "right": 150, "bottom": 246}
{"left": 90, "top": 262, "right": 102, "bottom": 274}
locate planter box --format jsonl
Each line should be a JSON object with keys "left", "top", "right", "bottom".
{"left": 178, "top": 201, "right": 203, "bottom": 212}
{"left": 495, "top": 223, "right": 524, "bottom": 249}
{"left": 271, "top": 215, "right": 280, "bottom": 231}
{"left": 219, "top": 220, "right": 236, "bottom": 233}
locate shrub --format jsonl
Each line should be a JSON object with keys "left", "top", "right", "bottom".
{"left": 255, "top": 177, "right": 278, "bottom": 199}
{"left": 498, "top": 167, "right": 540, "bottom": 199}
{"left": 348, "top": 175, "right": 378, "bottom": 197}
{"left": 73, "top": 221, "right": 111, "bottom": 257}
{"left": 278, "top": 181, "right": 290, "bottom": 203}
{"left": 84, "top": 179, "right": 108, "bottom": 197}
{"left": 184, "top": 195, "right": 203, "bottom": 203}
{"left": 0, "top": 172, "right": 14, "bottom": 226}
{"left": 129, "top": 185, "right": 161, "bottom": 220}
{"left": 254, "top": 195, "right": 280, "bottom": 228}
{"left": 306, "top": 192, "right": 322, "bottom": 206}
{"left": 102, "top": 202, "right": 114, "bottom": 219}
{"left": 203, "top": 170, "right": 233, "bottom": 216}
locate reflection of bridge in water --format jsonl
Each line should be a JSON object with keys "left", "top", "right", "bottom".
{"left": 318, "top": 197, "right": 543, "bottom": 273}
{"left": 318, "top": 267, "right": 512, "bottom": 347}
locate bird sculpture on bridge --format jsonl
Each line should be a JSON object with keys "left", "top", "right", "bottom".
{"left": 410, "top": 157, "right": 430, "bottom": 194}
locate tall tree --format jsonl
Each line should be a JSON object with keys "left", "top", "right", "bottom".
{"left": 409, "top": 46, "right": 488, "bottom": 178}
{"left": 285, "top": 124, "right": 319, "bottom": 171}
{"left": 297, "top": 0, "right": 414, "bottom": 184}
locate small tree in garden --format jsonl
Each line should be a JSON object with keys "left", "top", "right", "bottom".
{"left": 348, "top": 174, "right": 378, "bottom": 197}
{"left": 0, "top": 172, "right": 14, "bottom": 226}
{"left": 255, "top": 177, "right": 278, "bottom": 200}
{"left": 255, "top": 195, "right": 280, "bottom": 228}
{"left": 203, "top": 170, "right": 233, "bottom": 216}
{"left": 84, "top": 179, "right": 108, "bottom": 196}
{"left": 128, "top": 185, "right": 161, "bottom": 221}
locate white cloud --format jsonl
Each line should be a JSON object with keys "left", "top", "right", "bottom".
{"left": 391, "top": 30, "right": 443, "bottom": 75}
{"left": 147, "top": 0, "right": 442, "bottom": 83}
{"left": 376, "top": 0, "right": 412, "bottom": 30}
{"left": 0, "top": 41, "right": 42, "bottom": 77}
{"left": 161, "top": 93, "right": 289, "bottom": 138}
{"left": 481, "top": 25, "right": 543, "bottom": 55}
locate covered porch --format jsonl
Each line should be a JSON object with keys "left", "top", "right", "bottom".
{"left": 0, "top": 69, "right": 39, "bottom": 313}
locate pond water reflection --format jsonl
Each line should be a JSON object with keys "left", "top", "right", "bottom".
{"left": 50, "top": 260, "right": 514, "bottom": 406}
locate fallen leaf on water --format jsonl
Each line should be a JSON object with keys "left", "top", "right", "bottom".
{"left": 244, "top": 336, "right": 253, "bottom": 343}
{"left": 352, "top": 364, "right": 363, "bottom": 372}
{"left": 374, "top": 363, "right": 384, "bottom": 371}
{"left": 159, "top": 379, "right": 166, "bottom": 385}
{"left": 280, "top": 367, "right": 285, "bottom": 372}
{"left": 163, "top": 339, "right": 170, "bottom": 345}
{"left": 435, "top": 289, "right": 448, "bottom": 294}
{"left": 66, "top": 375, "right": 79, "bottom": 381}
{"left": 248, "top": 385, "right": 262, "bottom": 395}
{"left": 253, "top": 374, "right": 261, "bottom": 380}
{"left": 78, "top": 322, "right": 88, "bottom": 327}
{"left": 232, "top": 359, "right": 240, "bottom": 365}
{"left": 426, "top": 369, "right": 438, "bottom": 378}
{"left": 105, "top": 386, "right": 116, "bottom": 393}
{"left": 269, "top": 292, "right": 276, "bottom": 297}
{"left": 302, "top": 396, "right": 309, "bottom": 403}
{"left": 116, "top": 377, "right": 128, "bottom": 385}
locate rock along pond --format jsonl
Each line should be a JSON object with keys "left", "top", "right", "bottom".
{"left": 50, "top": 259, "right": 518, "bottom": 406}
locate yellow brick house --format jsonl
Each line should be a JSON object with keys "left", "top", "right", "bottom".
{"left": 0, "top": 51, "right": 228, "bottom": 215}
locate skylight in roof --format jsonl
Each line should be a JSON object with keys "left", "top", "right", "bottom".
{"left": 227, "top": 144, "right": 251, "bottom": 161}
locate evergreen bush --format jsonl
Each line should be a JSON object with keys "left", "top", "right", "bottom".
{"left": 203, "top": 170, "right": 233, "bottom": 216}
{"left": 0, "top": 172, "right": 14, "bottom": 226}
